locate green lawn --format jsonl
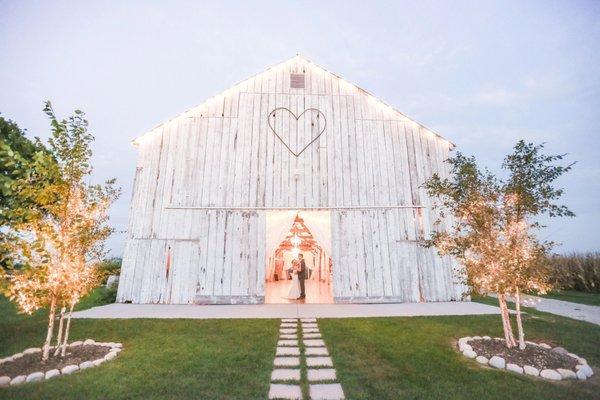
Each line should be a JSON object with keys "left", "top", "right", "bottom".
{"left": 321, "top": 299, "right": 600, "bottom": 400}
{"left": 537, "top": 290, "right": 600, "bottom": 306}
{"left": 0, "top": 292, "right": 278, "bottom": 399}
{"left": 1, "top": 292, "right": 599, "bottom": 399}
{"left": 320, "top": 316, "right": 600, "bottom": 400}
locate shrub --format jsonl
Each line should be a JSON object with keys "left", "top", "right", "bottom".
{"left": 548, "top": 252, "right": 600, "bottom": 293}
{"left": 97, "top": 257, "right": 122, "bottom": 284}
{"left": 99, "top": 285, "right": 118, "bottom": 304}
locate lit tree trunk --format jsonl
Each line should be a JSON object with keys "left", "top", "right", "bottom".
{"left": 42, "top": 295, "right": 57, "bottom": 361}
{"left": 514, "top": 288, "right": 526, "bottom": 350}
{"left": 60, "top": 302, "right": 76, "bottom": 357}
{"left": 53, "top": 305, "right": 66, "bottom": 356}
{"left": 497, "top": 293, "right": 516, "bottom": 348}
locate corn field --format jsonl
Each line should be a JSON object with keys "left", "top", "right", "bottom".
{"left": 548, "top": 252, "right": 600, "bottom": 293}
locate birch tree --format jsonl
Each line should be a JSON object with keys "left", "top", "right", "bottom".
{"left": 2, "top": 102, "right": 119, "bottom": 361}
{"left": 423, "top": 141, "right": 573, "bottom": 349}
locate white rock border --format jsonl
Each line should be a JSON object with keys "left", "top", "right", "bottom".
{"left": 457, "top": 336, "right": 593, "bottom": 381}
{"left": 0, "top": 340, "right": 123, "bottom": 387}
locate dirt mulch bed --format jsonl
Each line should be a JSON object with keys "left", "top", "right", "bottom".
{"left": 470, "top": 339, "right": 578, "bottom": 371}
{"left": 0, "top": 345, "right": 111, "bottom": 377}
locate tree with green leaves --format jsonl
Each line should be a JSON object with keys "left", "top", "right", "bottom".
{"left": 2, "top": 102, "right": 120, "bottom": 361}
{"left": 0, "top": 116, "right": 60, "bottom": 270}
{"left": 423, "top": 141, "right": 574, "bottom": 349}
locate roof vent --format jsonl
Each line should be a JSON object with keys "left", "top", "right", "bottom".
{"left": 290, "top": 73, "right": 305, "bottom": 89}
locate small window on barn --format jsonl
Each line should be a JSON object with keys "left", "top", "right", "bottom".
{"left": 290, "top": 73, "right": 305, "bottom": 89}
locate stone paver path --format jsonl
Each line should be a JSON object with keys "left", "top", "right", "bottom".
{"left": 268, "top": 318, "right": 345, "bottom": 400}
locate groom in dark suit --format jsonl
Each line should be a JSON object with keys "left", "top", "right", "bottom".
{"left": 298, "top": 253, "right": 307, "bottom": 299}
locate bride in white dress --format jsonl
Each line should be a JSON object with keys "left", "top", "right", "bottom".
{"left": 286, "top": 259, "right": 301, "bottom": 300}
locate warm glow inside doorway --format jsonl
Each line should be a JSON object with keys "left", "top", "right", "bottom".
{"left": 264, "top": 211, "right": 333, "bottom": 303}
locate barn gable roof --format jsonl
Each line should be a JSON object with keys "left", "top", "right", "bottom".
{"left": 132, "top": 55, "right": 453, "bottom": 146}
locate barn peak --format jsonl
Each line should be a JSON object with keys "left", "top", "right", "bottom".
{"left": 133, "top": 55, "right": 452, "bottom": 147}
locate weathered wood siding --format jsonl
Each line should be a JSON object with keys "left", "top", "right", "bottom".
{"left": 117, "top": 56, "right": 465, "bottom": 304}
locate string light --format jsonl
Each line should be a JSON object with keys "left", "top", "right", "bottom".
{"left": 132, "top": 55, "right": 453, "bottom": 147}
{"left": 291, "top": 234, "right": 301, "bottom": 247}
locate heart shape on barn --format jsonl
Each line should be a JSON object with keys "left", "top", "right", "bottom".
{"left": 267, "top": 107, "right": 327, "bottom": 157}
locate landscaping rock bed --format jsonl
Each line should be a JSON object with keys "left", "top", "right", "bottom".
{"left": 457, "top": 336, "right": 593, "bottom": 381}
{"left": 470, "top": 339, "right": 578, "bottom": 370}
{"left": 0, "top": 340, "right": 122, "bottom": 387}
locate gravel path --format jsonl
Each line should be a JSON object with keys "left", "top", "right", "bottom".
{"left": 491, "top": 294, "right": 600, "bottom": 325}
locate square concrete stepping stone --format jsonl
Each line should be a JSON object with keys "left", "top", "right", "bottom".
{"left": 277, "top": 347, "right": 300, "bottom": 356}
{"left": 306, "top": 357, "right": 333, "bottom": 367}
{"left": 303, "top": 333, "right": 322, "bottom": 339}
{"left": 281, "top": 318, "right": 297, "bottom": 322}
{"left": 304, "top": 339, "right": 326, "bottom": 347}
{"left": 306, "top": 347, "right": 329, "bottom": 356}
{"left": 274, "top": 357, "right": 300, "bottom": 367}
{"left": 281, "top": 323, "right": 297, "bottom": 328}
{"left": 280, "top": 334, "right": 297, "bottom": 339}
{"left": 302, "top": 323, "right": 318, "bottom": 329}
{"left": 309, "top": 383, "right": 345, "bottom": 400}
{"left": 271, "top": 369, "right": 301, "bottom": 381}
{"left": 303, "top": 328, "right": 320, "bottom": 333}
{"left": 280, "top": 328, "right": 297, "bottom": 334}
{"left": 269, "top": 383, "right": 302, "bottom": 399}
{"left": 307, "top": 368, "right": 336, "bottom": 381}
{"left": 278, "top": 340, "right": 298, "bottom": 347}
{"left": 301, "top": 318, "right": 317, "bottom": 322}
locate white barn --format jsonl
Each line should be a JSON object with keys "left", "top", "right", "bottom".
{"left": 116, "top": 55, "right": 466, "bottom": 305}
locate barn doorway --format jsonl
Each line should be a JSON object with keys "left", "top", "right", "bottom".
{"left": 264, "top": 211, "right": 333, "bottom": 303}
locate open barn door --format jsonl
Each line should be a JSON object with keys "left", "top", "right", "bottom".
{"left": 264, "top": 211, "right": 333, "bottom": 303}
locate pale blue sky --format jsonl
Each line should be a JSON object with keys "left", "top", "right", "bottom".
{"left": 1, "top": 0, "right": 598, "bottom": 255}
